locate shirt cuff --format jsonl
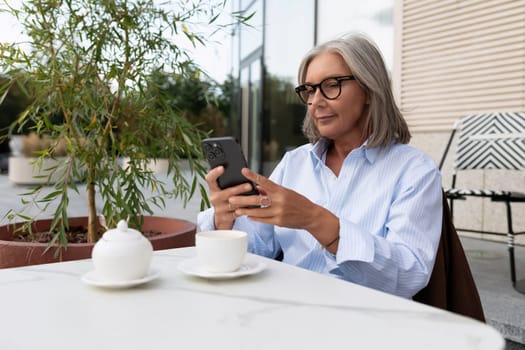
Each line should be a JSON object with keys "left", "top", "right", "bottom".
{"left": 335, "top": 218, "right": 375, "bottom": 265}
{"left": 197, "top": 207, "right": 216, "bottom": 232}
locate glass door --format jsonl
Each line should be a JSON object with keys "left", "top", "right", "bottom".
{"left": 239, "top": 53, "right": 263, "bottom": 172}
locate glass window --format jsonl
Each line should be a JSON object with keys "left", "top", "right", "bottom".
{"left": 262, "top": 0, "right": 315, "bottom": 174}
{"left": 239, "top": 0, "right": 263, "bottom": 59}
{"left": 240, "top": 66, "right": 250, "bottom": 153}
{"left": 239, "top": 53, "right": 263, "bottom": 171}
{"left": 248, "top": 59, "right": 262, "bottom": 170}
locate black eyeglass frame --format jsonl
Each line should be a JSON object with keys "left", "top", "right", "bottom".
{"left": 294, "top": 75, "right": 356, "bottom": 104}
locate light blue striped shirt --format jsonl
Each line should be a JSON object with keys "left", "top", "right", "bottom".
{"left": 198, "top": 139, "right": 443, "bottom": 298}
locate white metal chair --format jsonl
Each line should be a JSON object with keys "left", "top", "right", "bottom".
{"left": 439, "top": 112, "right": 525, "bottom": 294}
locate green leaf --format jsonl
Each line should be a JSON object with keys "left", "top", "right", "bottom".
{"left": 41, "top": 190, "right": 62, "bottom": 201}
{"left": 208, "top": 13, "right": 220, "bottom": 25}
{"left": 199, "top": 183, "right": 210, "bottom": 210}
{"left": 18, "top": 214, "right": 33, "bottom": 221}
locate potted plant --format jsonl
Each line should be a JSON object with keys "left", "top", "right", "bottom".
{"left": 7, "top": 132, "right": 71, "bottom": 184}
{"left": 0, "top": 0, "right": 245, "bottom": 267}
{"left": 0, "top": 74, "right": 34, "bottom": 171}
{"left": 120, "top": 66, "right": 231, "bottom": 174}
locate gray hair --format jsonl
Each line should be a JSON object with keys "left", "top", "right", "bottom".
{"left": 298, "top": 33, "right": 410, "bottom": 147}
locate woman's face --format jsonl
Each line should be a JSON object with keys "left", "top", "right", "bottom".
{"left": 305, "top": 51, "right": 369, "bottom": 146}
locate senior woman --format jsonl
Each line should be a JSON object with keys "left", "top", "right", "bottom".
{"left": 198, "top": 33, "right": 442, "bottom": 299}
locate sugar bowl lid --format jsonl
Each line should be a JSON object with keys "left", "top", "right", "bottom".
{"left": 101, "top": 220, "right": 144, "bottom": 241}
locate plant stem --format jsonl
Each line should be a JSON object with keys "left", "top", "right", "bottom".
{"left": 87, "top": 163, "right": 98, "bottom": 243}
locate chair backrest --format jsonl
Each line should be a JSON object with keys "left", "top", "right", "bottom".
{"left": 413, "top": 191, "right": 485, "bottom": 322}
{"left": 453, "top": 112, "right": 525, "bottom": 172}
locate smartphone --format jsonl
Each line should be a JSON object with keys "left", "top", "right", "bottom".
{"left": 201, "top": 137, "right": 259, "bottom": 195}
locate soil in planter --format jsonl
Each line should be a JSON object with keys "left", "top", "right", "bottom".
{"left": 11, "top": 225, "right": 162, "bottom": 244}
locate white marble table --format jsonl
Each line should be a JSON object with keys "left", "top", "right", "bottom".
{"left": 0, "top": 247, "right": 504, "bottom": 350}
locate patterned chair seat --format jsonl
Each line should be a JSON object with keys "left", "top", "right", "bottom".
{"left": 444, "top": 188, "right": 525, "bottom": 202}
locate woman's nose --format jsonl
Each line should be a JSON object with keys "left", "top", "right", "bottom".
{"left": 307, "top": 88, "right": 324, "bottom": 106}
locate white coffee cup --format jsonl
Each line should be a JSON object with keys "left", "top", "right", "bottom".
{"left": 196, "top": 230, "right": 248, "bottom": 273}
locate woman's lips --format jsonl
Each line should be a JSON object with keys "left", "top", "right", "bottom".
{"left": 316, "top": 114, "right": 335, "bottom": 122}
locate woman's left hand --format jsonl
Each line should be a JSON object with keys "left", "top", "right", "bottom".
{"left": 229, "top": 168, "right": 318, "bottom": 230}
{"left": 234, "top": 168, "right": 340, "bottom": 253}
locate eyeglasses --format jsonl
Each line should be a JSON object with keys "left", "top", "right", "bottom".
{"left": 294, "top": 75, "right": 356, "bottom": 104}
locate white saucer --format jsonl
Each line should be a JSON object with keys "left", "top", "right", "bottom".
{"left": 81, "top": 269, "right": 161, "bottom": 289}
{"left": 178, "top": 258, "right": 266, "bottom": 280}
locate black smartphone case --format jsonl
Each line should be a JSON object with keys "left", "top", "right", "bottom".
{"left": 201, "top": 137, "right": 258, "bottom": 195}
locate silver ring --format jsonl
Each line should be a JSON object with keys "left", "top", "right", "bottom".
{"left": 259, "top": 195, "right": 272, "bottom": 208}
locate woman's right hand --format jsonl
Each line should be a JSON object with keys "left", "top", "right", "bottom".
{"left": 204, "top": 166, "right": 256, "bottom": 230}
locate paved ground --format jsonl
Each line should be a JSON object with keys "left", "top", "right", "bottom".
{"left": 0, "top": 172, "right": 204, "bottom": 226}
{"left": 0, "top": 170, "right": 523, "bottom": 348}
{"left": 461, "top": 236, "right": 525, "bottom": 349}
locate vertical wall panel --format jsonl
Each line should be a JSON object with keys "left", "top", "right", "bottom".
{"left": 394, "top": 0, "right": 525, "bottom": 243}
{"left": 395, "top": 0, "right": 525, "bottom": 132}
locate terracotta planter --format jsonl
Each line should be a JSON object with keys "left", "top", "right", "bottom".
{"left": 0, "top": 216, "right": 196, "bottom": 268}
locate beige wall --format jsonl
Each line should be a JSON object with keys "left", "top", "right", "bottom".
{"left": 394, "top": 0, "right": 525, "bottom": 244}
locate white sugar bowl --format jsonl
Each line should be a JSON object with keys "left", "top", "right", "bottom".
{"left": 92, "top": 220, "right": 153, "bottom": 282}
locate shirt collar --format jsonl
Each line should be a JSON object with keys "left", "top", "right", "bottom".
{"left": 310, "top": 138, "right": 380, "bottom": 167}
